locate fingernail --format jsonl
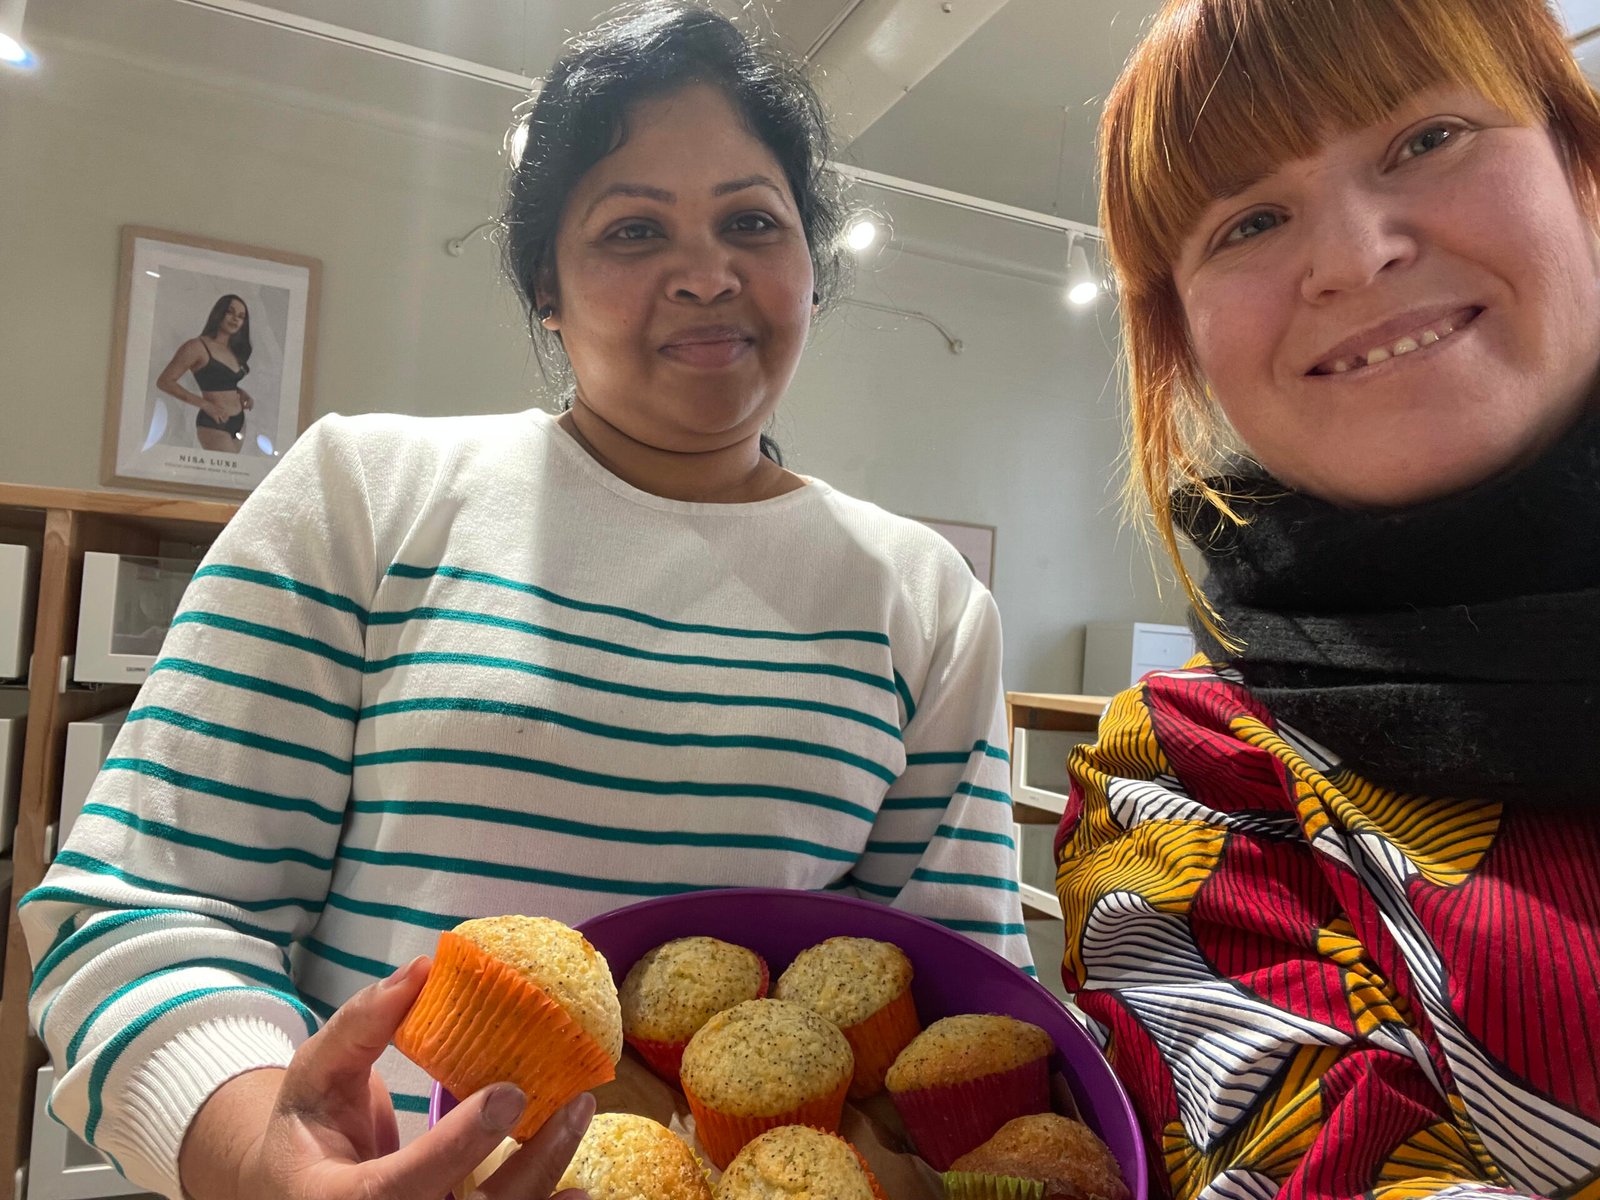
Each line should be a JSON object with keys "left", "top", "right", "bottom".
{"left": 481, "top": 1083, "right": 526, "bottom": 1133}
{"left": 560, "top": 1091, "right": 596, "bottom": 1129}
{"left": 381, "top": 956, "right": 424, "bottom": 989}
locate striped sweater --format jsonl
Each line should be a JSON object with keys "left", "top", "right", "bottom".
{"left": 22, "top": 409, "right": 1030, "bottom": 1199}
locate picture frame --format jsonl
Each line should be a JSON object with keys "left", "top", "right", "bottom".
{"left": 102, "top": 226, "right": 321, "bottom": 499}
{"left": 912, "top": 517, "right": 997, "bottom": 591}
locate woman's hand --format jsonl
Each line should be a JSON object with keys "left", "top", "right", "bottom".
{"left": 178, "top": 956, "right": 594, "bottom": 1200}
{"left": 199, "top": 398, "right": 230, "bottom": 423}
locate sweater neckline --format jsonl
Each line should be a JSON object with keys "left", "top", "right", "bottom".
{"left": 526, "top": 408, "right": 829, "bottom": 516}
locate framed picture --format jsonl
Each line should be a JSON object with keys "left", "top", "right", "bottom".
{"left": 912, "top": 517, "right": 997, "bottom": 591}
{"left": 103, "top": 226, "right": 320, "bottom": 499}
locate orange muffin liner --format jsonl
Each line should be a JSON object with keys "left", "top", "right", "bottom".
{"left": 839, "top": 985, "right": 921, "bottom": 1099}
{"left": 848, "top": 1138, "right": 891, "bottom": 1200}
{"left": 624, "top": 953, "right": 770, "bottom": 1084}
{"left": 393, "top": 931, "right": 616, "bottom": 1143}
{"left": 682, "top": 1074, "right": 851, "bottom": 1169}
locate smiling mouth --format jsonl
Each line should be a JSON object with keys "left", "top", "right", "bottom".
{"left": 1309, "top": 307, "right": 1483, "bottom": 376}
{"left": 659, "top": 336, "right": 754, "bottom": 368}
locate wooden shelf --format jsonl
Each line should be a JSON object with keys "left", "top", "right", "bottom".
{"left": 1005, "top": 693, "right": 1110, "bottom": 924}
{"left": 0, "top": 486, "right": 235, "bottom": 1195}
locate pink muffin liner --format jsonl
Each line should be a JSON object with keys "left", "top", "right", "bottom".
{"left": 890, "top": 1056, "right": 1051, "bottom": 1171}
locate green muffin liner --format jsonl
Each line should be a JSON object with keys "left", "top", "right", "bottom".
{"left": 942, "top": 1170, "right": 1047, "bottom": 1200}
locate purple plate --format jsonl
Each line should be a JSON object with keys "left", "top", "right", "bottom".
{"left": 428, "top": 887, "right": 1147, "bottom": 1198}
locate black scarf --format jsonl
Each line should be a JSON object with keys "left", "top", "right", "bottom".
{"left": 1177, "top": 410, "right": 1600, "bottom": 806}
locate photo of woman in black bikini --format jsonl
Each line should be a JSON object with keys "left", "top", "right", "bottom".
{"left": 154, "top": 293, "right": 255, "bottom": 454}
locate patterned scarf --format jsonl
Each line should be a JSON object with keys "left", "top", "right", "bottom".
{"left": 1176, "top": 409, "right": 1600, "bottom": 806}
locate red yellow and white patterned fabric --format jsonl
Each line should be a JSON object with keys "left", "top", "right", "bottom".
{"left": 1054, "top": 664, "right": 1600, "bottom": 1200}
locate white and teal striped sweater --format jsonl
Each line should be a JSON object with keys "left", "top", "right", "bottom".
{"left": 21, "top": 409, "right": 1029, "bottom": 1198}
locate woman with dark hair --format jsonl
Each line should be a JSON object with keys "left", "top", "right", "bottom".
{"left": 1057, "top": 1, "right": 1600, "bottom": 1196}
{"left": 23, "top": 6, "right": 1028, "bottom": 1199}
{"left": 155, "top": 293, "right": 255, "bottom": 453}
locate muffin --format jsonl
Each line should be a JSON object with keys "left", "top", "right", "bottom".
{"left": 774, "top": 936, "right": 919, "bottom": 1098}
{"left": 394, "top": 915, "right": 622, "bottom": 1141}
{"left": 943, "top": 1115, "right": 1129, "bottom": 1200}
{"left": 679, "top": 998, "right": 854, "bottom": 1168}
{"left": 620, "top": 936, "right": 770, "bottom": 1081}
{"left": 886, "top": 1013, "right": 1054, "bottom": 1170}
{"left": 556, "top": 1113, "right": 715, "bottom": 1200}
{"left": 714, "top": 1125, "right": 886, "bottom": 1200}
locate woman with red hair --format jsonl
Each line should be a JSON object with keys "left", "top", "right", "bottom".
{"left": 1058, "top": 2, "right": 1600, "bottom": 1196}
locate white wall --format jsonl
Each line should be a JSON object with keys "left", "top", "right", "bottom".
{"left": 0, "top": 32, "right": 1187, "bottom": 698}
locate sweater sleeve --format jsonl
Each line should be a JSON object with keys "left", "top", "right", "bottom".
{"left": 1054, "top": 682, "right": 1537, "bottom": 1200}
{"left": 848, "top": 580, "right": 1033, "bottom": 972}
{"left": 19, "top": 416, "right": 383, "bottom": 1200}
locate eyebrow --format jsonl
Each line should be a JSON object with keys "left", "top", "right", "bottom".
{"left": 582, "top": 174, "right": 787, "bottom": 220}
{"left": 1209, "top": 163, "right": 1275, "bottom": 204}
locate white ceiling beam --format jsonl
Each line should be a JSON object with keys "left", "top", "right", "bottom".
{"left": 167, "top": 0, "right": 536, "bottom": 91}
{"left": 808, "top": 0, "right": 1013, "bottom": 145}
{"left": 158, "top": 0, "right": 1090, "bottom": 238}
{"left": 838, "top": 163, "right": 1099, "bottom": 237}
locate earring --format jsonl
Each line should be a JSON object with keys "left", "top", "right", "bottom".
{"left": 538, "top": 305, "right": 556, "bottom": 325}
{"left": 811, "top": 291, "right": 821, "bottom": 306}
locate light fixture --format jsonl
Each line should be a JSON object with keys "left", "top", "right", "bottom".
{"left": 1065, "top": 233, "right": 1099, "bottom": 306}
{"left": 0, "top": 0, "right": 34, "bottom": 68}
{"left": 846, "top": 219, "right": 879, "bottom": 252}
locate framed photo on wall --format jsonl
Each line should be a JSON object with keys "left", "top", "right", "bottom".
{"left": 103, "top": 226, "right": 320, "bottom": 499}
{"left": 912, "top": 517, "right": 997, "bottom": 591}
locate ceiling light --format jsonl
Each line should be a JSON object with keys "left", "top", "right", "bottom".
{"left": 1065, "top": 234, "right": 1099, "bottom": 306}
{"left": 846, "top": 219, "right": 878, "bottom": 252}
{"left": 0, "top": 0, "right": 34, "bottom": 68}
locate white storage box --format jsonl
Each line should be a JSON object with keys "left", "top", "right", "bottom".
{"left": 1, "top": 542, "right": 39, "bottom": 681}
{"left": 59, "top": 710, "right": 128, "bottom": 850}
{"left": 1082, "top": 621, "right": 1197, "bottom": 696}
{"left": 27, "top": 1067, "right": 153, "bottom": 1200}
{"left": 0, "top": 692, "right": 26, "bottom": 856}
{"left": 74, "top": 553, "right": 198, "bottom": 685}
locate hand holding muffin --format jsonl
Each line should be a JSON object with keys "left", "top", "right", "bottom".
{"left": 179, "top": 956, "right": 595, "bottom": 1200}
{"left": 395, "top": 916, "right": 623, "bottom": 1142}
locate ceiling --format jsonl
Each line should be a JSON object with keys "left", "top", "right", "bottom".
{"left": 844, "top": 0, "right": 1150, "bottom": 222}
{"left": 18, "top": 0, "right": 1600, "bottom": 230}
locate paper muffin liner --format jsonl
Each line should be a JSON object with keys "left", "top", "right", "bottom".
{"left": 624, "top": 954, "right": 770, "bottom": 1083}
{"left": 682, "top": 1074, "right": 851, "bottom": 1169}
{"left": 394, "top": 930, "right": 615, "bottom": 1142}
{"left": 942, "top": 1171, "right": 1047, "bottom": 1200}
{"left": 889, "top": 1056, "right": 1051, "bottom": 1171}
{"left": 623, "top": 1032, "right": 694, "bottom": 1083}
{"left": 840, "top": 985, "right": 921, "bottom": 1099}
{"left": 847, "top": 1137, "right": 891, "bottom": 1200}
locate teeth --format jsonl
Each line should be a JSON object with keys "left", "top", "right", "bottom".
{"left": 1320, "top": 315, "right": 1472, "bottom": 375}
